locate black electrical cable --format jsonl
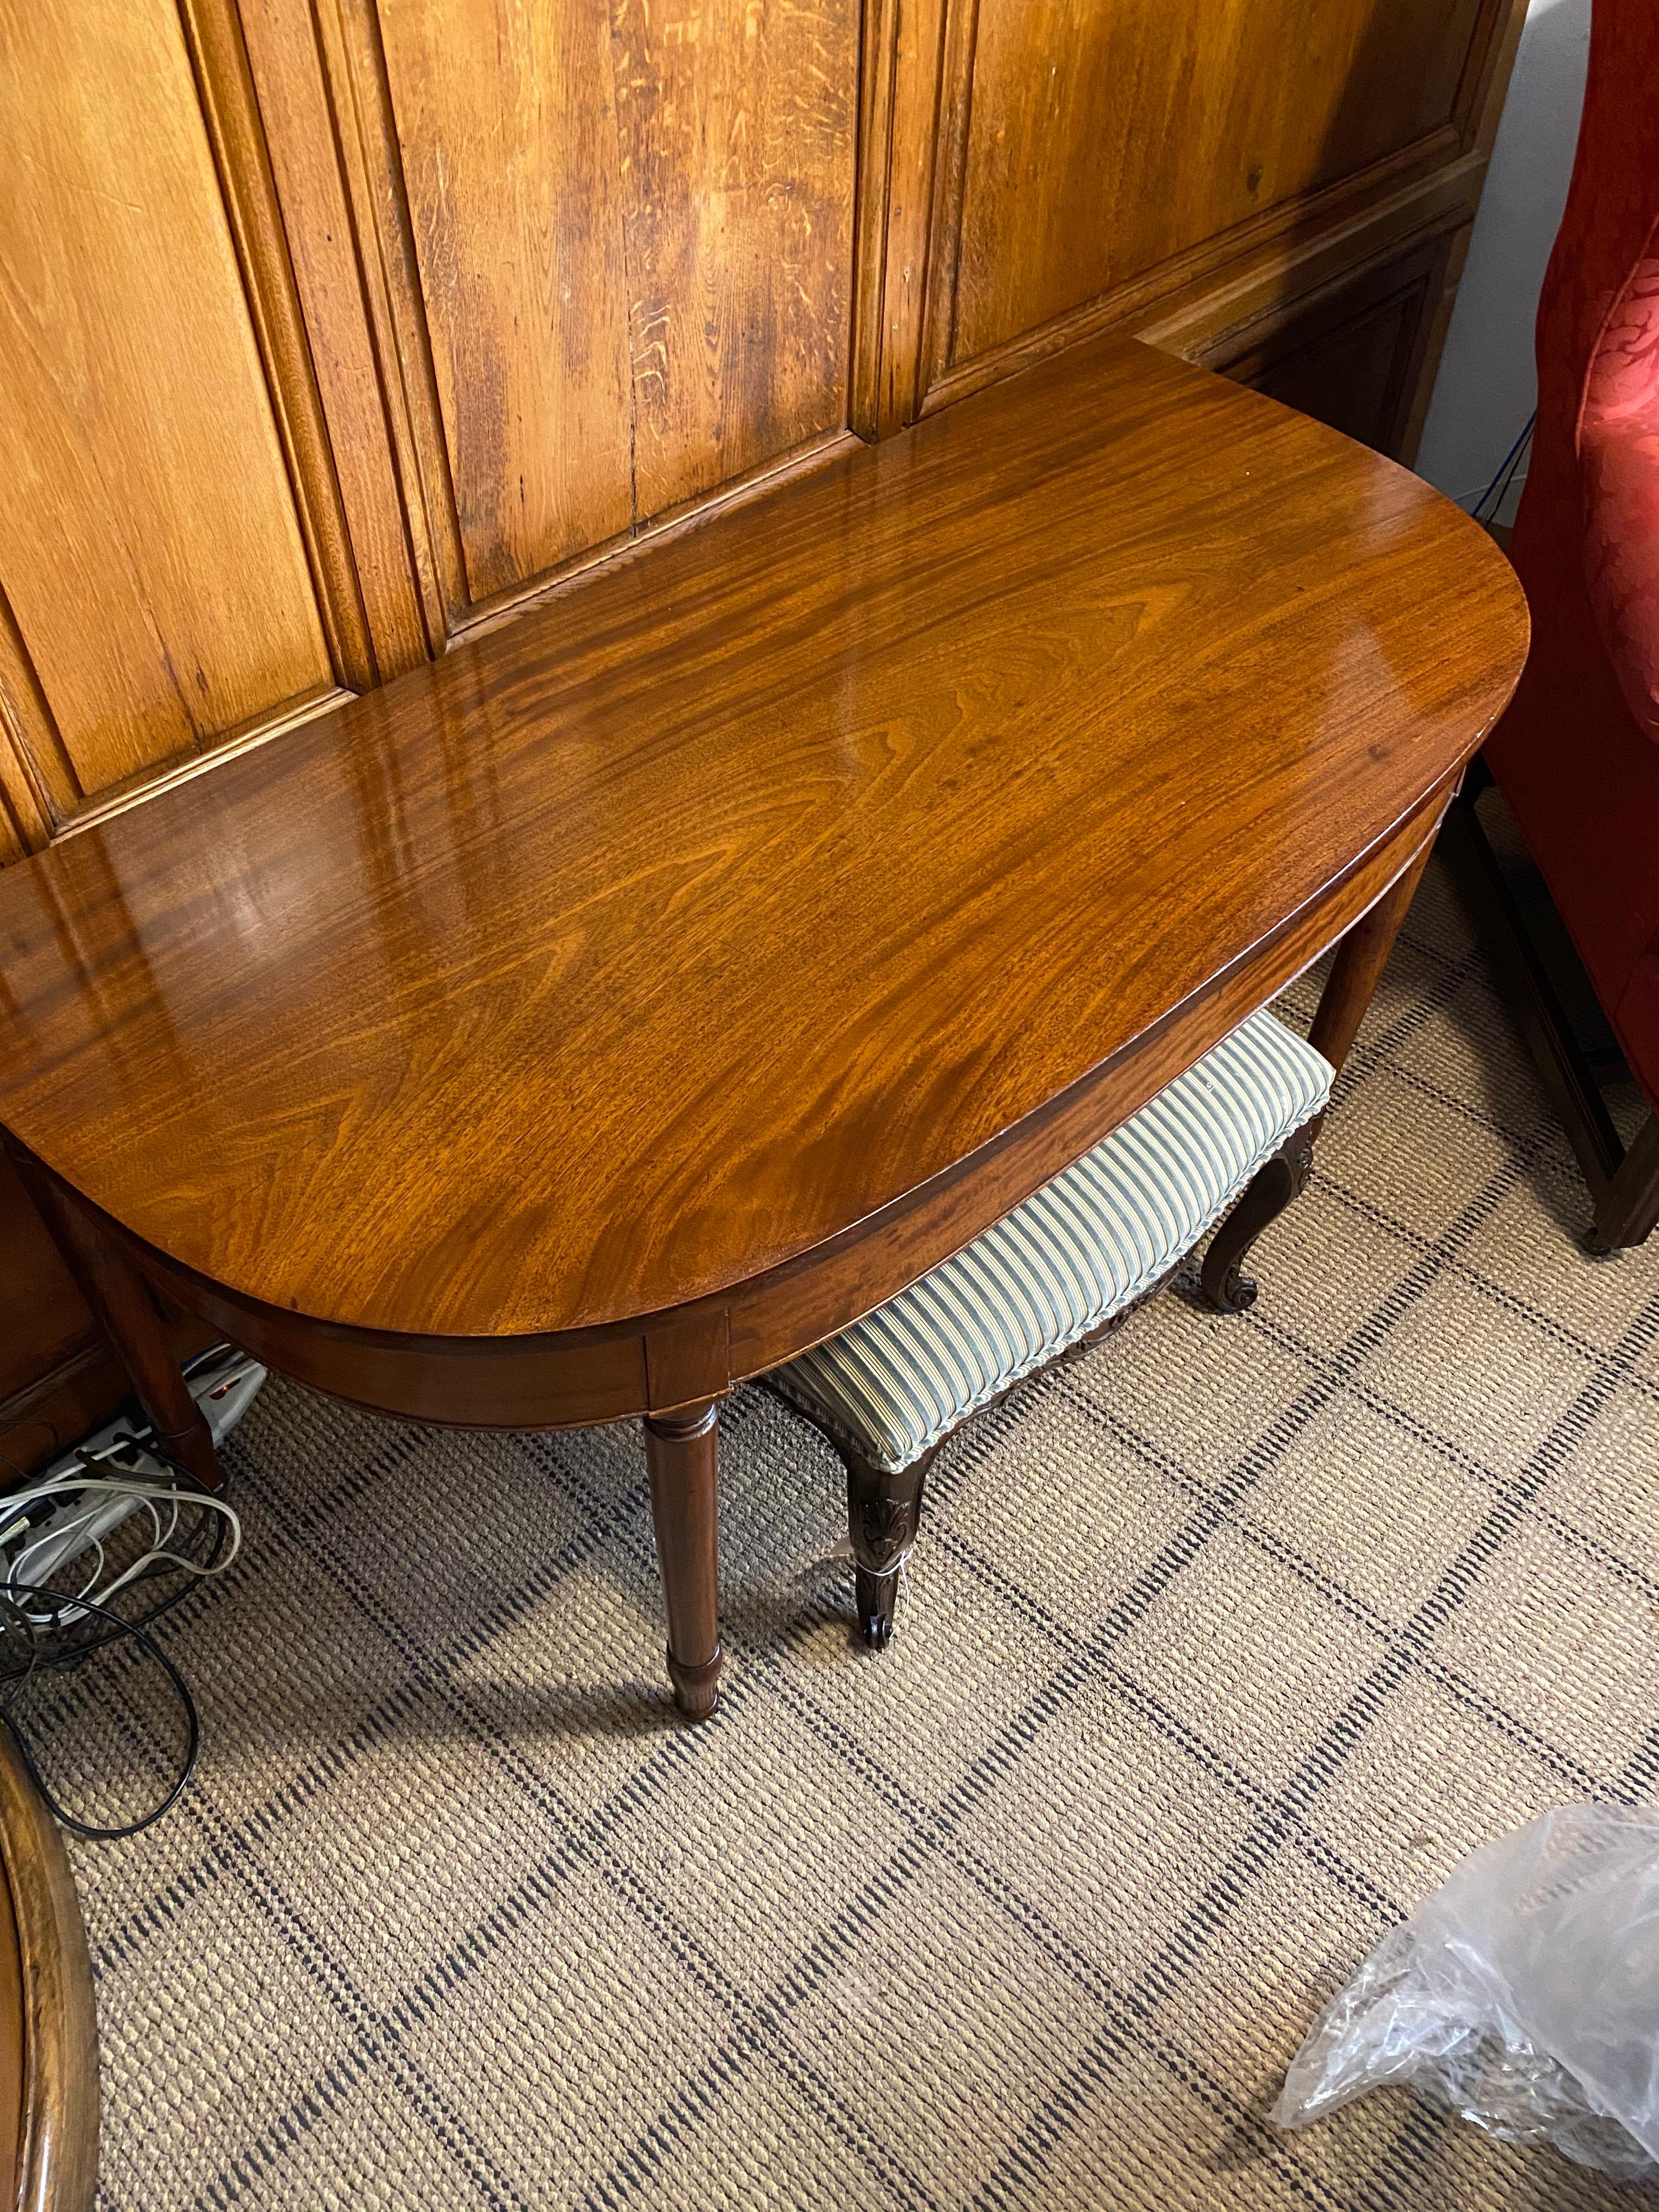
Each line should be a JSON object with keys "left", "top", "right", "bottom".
{"left": 1472, "top": 411, "right": 1536, "bottom": 525}
{"left": 0, "top": 1407, "right": 233, "bottom": 1838}
{"left": 0, "top": 1581, "right": 200, "bottom": 1840}
{"left": 1485, "top": 430, "right": 1533, "bottom": 525}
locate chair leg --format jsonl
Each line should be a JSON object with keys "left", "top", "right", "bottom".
{"left": 1589, "top": 1112, "right": 1659, "bottom": 1254}
{"left": 1199, "top": 1129, "right": 1315, "bottom": 1314}
{"left": 842, "top": 1444, "right": 937, "bottom": 1650}
{"left": 1202, "top": 837, "right": 1434, "bottom": 1315}
{"left": 1442, "top": 789, "right": 1659, "bottom": 1255}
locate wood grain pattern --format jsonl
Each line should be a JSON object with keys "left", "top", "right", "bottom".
{"left": 372, "top": 0, "right": 859, "bottom": 604}
{"left": 0, "top": 0, "right": 335, "bottom": 806}
{"left": 375, "top": 0, "right": 635, "bottom": 600}
{"left": 950, "top": 0, "right": 1485, "bottom": 369}
{"left": 45, "top": 777, "right": 1442, "bottom": 1437}
{"left": 0, "top": 336, "right": 1527, "bottom": 1371}
{"left": 0, "top": 1729, "right": 98, "bottom": 2212}
{"left": 611, "top": 0, "right": 858, "bottom": 524}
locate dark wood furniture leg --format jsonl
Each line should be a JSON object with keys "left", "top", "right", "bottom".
{"left": 763, "top": 1282, "right": 1171, "bottom": 1649}
{"left": 1198, "top": 1132, "right": 1316, "bottom": 1314}
{"left": 1442, "top": 784, "right": 1659, "bottom": 1254}
{"left": 6, "top": 1147, "right": 225, "bottom": 1493}
{"left": 1202, "top": 840, "right": 1435, "bottom": 1312}
{"left": 644, "top": 1399, "right": 724, "bottom": 1720}
{"left": 1590, "top": 1114, "right": 1659, "bottom": 1252}
{"left": 842, "top": 1443, "right": 938, "bottom": 1649}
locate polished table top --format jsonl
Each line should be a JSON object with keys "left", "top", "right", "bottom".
{"left": 0, "top": 333, "right": 1528, "bottom": 1355}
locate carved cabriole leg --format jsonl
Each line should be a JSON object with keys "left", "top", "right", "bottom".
{"left": 8, "top": 1145, "right": 226, "bottom": 1492}
{"left": 643, "top": 1398, "right": 724, "bottom": 1720}
{"left": 1199, "top": 1129, "right": 1315, "bottom": 1314}
{"left": 1201, "top": 837, "right": 1436, "bottom": 1316}
{"left": 842, "top": 1443, "right": 937, "bottom": 1650}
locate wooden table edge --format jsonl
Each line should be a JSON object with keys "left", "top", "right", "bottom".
{"left": 9, "top": 769, "right": 1462, "bottom": 1437}
{"left": 0, "top": 1732, "right": 98, "bottom": 2212}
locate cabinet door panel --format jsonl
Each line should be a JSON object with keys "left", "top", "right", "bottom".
{"left": 953, "top": 0, "right": 1484, "bottom": 368}
{"left": 0, "top": 0, "right": 336, "bottom": 810}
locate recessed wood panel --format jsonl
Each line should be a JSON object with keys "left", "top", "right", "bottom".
{"left": 1239, "top": 288, "right": 1426, "bottom": 453}
{"left": 376, "top": 0, "right": 635, "bottom": 602}
{"left": 951, "top": 0, "right": 1485, "bottom": 368}
{"left": 377, "top": 0, "right": 859, "bottom": 603}
{"left": 239, "top": 0, "right": 437, "bottom": 680}
{"left": 610, "top": 0, "right": 859, "bottom": 525}
{"left": 1207, "top": 231, "right": 1457, "bottom": 462}
{"left": 0, "top": 0, "right": 335, "bottom": 810}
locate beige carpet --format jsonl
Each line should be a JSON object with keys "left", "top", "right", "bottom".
{"left": 34, "top": 850, "right": 1659, "bottom": 2210}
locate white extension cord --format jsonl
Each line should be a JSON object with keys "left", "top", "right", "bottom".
{"left": 0, "top": 1344, "right": 265, "bottom": 1627}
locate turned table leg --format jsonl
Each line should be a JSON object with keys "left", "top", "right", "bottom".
{"left": 644, "top": 1399, "right": 724, "bottom": 1720}
{"left": 10, "top": 1151, "right": 226, "bottom": 1492}
{"left": 1202, "top": 838, "right": 1435, "bottom": 1313}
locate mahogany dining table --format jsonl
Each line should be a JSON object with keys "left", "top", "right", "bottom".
{"left": 0, "top": 332, "right": 1528, "bottom": 1719}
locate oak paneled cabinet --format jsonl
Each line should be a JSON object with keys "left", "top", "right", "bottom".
{"left": 0, "top": 0, "right": 1525, "bottom": 1467}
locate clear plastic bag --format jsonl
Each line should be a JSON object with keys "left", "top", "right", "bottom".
{"left": 1274, "top": 1804, "right": 1659, "bottom": 2179}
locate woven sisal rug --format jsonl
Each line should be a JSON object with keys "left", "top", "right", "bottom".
{"left": 34, "top": 851, "right": 1659, "bottom": 2209}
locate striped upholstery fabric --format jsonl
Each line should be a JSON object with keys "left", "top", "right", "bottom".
{"left": 769, "top": 1009, "right": 1333, "bottom": 1473}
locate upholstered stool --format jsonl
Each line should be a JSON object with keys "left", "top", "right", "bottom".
{"left": 764, "top": 1006, "right": 1333, "bottom": 1645}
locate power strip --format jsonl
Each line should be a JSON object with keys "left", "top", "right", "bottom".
{"left": 0, "top": 1345, "right": 265, "bottom": 1612}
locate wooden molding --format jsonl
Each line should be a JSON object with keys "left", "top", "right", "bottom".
{"left": 233, "top": 0, "right": 435, "bottom": 682}
{"left": 848, "top": 0, "right": 902, "bottom": 439}
{"left": 176, "top": 0, "right": 378, "bottom": 695}
{"left": 0, "top": 727, "right": 55, "bottom": 865}
{"left": 1135, "top": 147, "right": 1481, "bottom": 362}
{"left": 452, "top": 432, "right": 860, "bottom": 648}
{"left": 862, "top": 0, "right": 950, "bottom": 436}
{"left": 921, "top": 135, "right": 1481, "bottom": 422}
{"left": 1396, "top": 221, "right": 1475, "bottom": 467}
{"left": 914, "top": 0, "right": 980, "bottom": 408}
{"left": 50, "top": 685, "right": 351, "bottom": 847}
{"left": 306, "top": 0, "right": 456, "bottom": 654}
{"left": 324, "top": 0, "right": 471, "bottom": 632}
{"left": 0, "top": 591, "right": 75, "bottom": 848}
{"left": 0, "top": 1338, "right": 109, "bottom": 1476}
{"left": 1457, "top": 0, "right": 1531, "bottom": 160}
